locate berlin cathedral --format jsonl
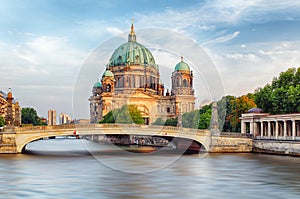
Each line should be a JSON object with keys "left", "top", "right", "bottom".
{"left": 89, "top": 22, "right": 195, "bottom": 124}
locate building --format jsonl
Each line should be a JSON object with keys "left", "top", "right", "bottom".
{"left": 0, "top": 90, "right": 21, "bottom": 126}
{"left": 60, "top": 113, "right": 72, "bottom": 124}
{"left": 89, "top": 22, "right": 195, "bottom": 124}
{"left": 48, "top": 109, "right": 57, "bottom": 126}
{"left": 240, "top": 108, "right": 300, "bottom": 139}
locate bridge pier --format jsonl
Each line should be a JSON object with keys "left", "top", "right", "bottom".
{"left": 0, "top": 130, "right": 17, "bottom": 153}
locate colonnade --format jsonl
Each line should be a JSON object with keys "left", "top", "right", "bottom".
{"left": 240, "top": 113, "right": 300, "bottom": 140}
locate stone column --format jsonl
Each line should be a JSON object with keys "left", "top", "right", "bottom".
{"left": 267, "top": 121, "right": 271, "bottom": 138}
{"left": 275, "top": 121, "right": 279, "bottom": 139}
{"left": 241, "top": 121, "right": 246, "bottom": 134}
{"left": 250, "top": 120, "right": 254, "bottom": 135}
{"left": 292, "top": 120, "right": 296, "bottom": 140}
{"left": 283, "top": 120, "right": 287, "bottom": 139}
{"left": 260, "top": 122, "right": 264, "bottom": 137}
{"left": 254, "top": 122, "right": 257, "bottom": 137}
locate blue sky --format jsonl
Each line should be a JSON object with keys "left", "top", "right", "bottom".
{"left": 1, "top": 0, "right": 300, "bottom": 119}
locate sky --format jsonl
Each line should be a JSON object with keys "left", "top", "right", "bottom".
{"left": 1, "top": 0, "right": 300, "bottom": 120}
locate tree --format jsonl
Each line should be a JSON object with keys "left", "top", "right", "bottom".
{"left": 181, "top": 104, "right": 212, "bottom": 129}
{"left": 254, "top": 67, "right": 300, "bottom": 114}
{"left": 152, "top": 117, "right": 165, "bottom": 126}
{"left": 164, "top": 117, "right": 178, "bottom": 126}
{"left": 229, "top": 95, "right": 256, "bottom": 132}
{"left": 99, "top": 105, "right": 144, "bottom": 124}
{"left": 182, "top": 109, "right": 200, "bottom": 129}
{"left": 0, "top": 116, "right": 5, "bottom": 127}
{"left": 198, "top": 107, "right": 211, "bottom": 129}
{"left": 99, "top": 110, "right": 115, "bottom": 124}
{"left": 21, "top": 107, "right": 45, "bottom": 126}
{"left": 217, "top": 95, "right": 236, "bottom": 132}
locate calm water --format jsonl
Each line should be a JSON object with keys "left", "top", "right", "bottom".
{"left": 1, "top": 139, "right": 300, "bottom": 199}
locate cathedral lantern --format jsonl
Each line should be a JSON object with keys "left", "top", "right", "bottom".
{"left": 101, "top": 69, "right": 114, "bottom": 93}
{"left": 171, "top": 57, "right": 194, "bottom": 96}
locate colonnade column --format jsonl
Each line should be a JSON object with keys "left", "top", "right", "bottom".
{"left": 250, "top": 120, "right": 254, "bottom": 135}
{"left": 292, "top": 120, "right": 296, "bottom": 140}
{"left": 283, "top": 120, "right": 287, "bottom": 139}
{"left": 275, "top": 121, "right": 279, "bottom": 139}
{"left": 241, "top": 121, "right": 246, "bottom": 134}
{"left": 260, "top": 122, "right": 264, "bottom": 137}
{"left": 267, "top": 121, "right": 271, "bottom": 138}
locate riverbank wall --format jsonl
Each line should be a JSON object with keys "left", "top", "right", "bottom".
{"left": 253, "top": 139, "right": 300, "bottom": 156}
{"left": 209, "top": 134, "right": 253, "bottom": 153}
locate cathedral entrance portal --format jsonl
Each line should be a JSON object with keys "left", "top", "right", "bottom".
{"left": 143, "top": 117, "right": 149, "bottom": 125}
{"left": 136, "top": 105, "right": 150, "bottom": 125}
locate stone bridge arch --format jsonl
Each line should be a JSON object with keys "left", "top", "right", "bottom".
{"left": 13, "top": 124, "right": 212, "bottom": 153}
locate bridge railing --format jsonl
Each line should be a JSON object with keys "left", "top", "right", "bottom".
{"left": 220, "top": 132, "right": 253, "bottom": 138}
{"left": 15, "top": 123, "right": 210, "bottom": 135}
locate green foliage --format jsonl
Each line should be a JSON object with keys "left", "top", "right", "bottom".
{"left": 198, "top": 108, "right": 211, "bottom": 129}
{"left": 181, "top": 104, "right": 212, "bottom": 129}
{"left": 217, "top": 95, "right": 235, "bottom": 132}
{"left": 21, "top": 107, "right": 45, "bottom": 126}
{"left": 99, "top": 105, "right": 144, "bottom": 124}
{"left": 152, "top": 117, "right": 165, "bottom": 126}
{"left": 164, "top": 117, "right": 178, "bottom": 126}
{"left": 182, "top": 109, "right": 200, "bottom": 129}
{"left": 228, "top": 95, "right": 256, "bottom": 132}
{"left": 0, "top": 116, "right": 5, "bottom": 127}
{"left": 254, "top": 67, "right": 300, "bottom": 114}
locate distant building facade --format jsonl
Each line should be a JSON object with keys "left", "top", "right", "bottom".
{"left": 60, "top": 113, "right": 71, "bottom": 124}
{"left": 89, "top": 22, "right": 195, "bottom": 124}
{"left": 0, "top": 90, "right": 21, "bottom": 126}
{"left": 48, "top": 109, "right": 57, "bottom": 126}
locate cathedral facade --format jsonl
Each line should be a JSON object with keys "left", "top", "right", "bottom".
{"left": 89, "top": 23, "right": 195, "bottom": 124}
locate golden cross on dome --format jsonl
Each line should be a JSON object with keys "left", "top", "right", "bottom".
{"left": 130, "top": 18, "right": 135, "bottom": 35}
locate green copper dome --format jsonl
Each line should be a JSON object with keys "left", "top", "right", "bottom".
{"left": 109, "top": 41, "right": 156, "bottom": 68}
{"left": 102, "top": 70, "right": 114, "bottom": 77}
{"left": 93, "top": 81, "right": 102, "bottom": 88}
{"left": 174, "top": 58, "right": 190, "bottom": 71}
{"left": 108, "top": 22, "right": 157, "bottom": 69}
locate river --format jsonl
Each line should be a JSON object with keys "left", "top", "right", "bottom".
{"left": 0, "top": 138, "right": 300, "bottom": 198}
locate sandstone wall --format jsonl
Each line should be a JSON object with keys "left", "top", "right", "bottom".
{"left": 253, "top": 140, "right": 300, "bottom": 156}
{"left": 209, "top": 136, "right": 253, "bottom": 153}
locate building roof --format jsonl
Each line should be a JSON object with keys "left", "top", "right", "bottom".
{"left": 102, "top": 70, "right": 114, "bottom": 77}
{"left": 93, "top": 81, "right": 102, "bottom": 88}
{"left": 247, "top": 107, "right": 264, "bottom": 113}
{"left": 174, "top": 57, "right": 190, "bottom": 71}
{"left": 108, "top": 22, "right": 157, "bottom": 69}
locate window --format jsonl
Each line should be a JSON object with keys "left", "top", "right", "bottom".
{"left": 167, "top": 107, "right": 170, "bottom": 113}
{"left": 183, "top": 79, "right": 188, "bottom": 87}
{"left": 106, "top": 84, "right": 111, "bottom": 92}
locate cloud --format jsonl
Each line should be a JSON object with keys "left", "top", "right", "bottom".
{"left": 207, "top": 41, "right": 300, "bottom": 95}
{"left": 0, "top": 35, "right": 87, "bottom": 117}
{"left": 201, "top": 31, "right": 240, "bottom": 45}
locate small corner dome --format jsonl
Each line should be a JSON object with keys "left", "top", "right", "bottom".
{"left": 174, "top": 57, "right": 190, "bottom": 71}
{"left": 93, "top": 81, "right": 102, "bottom": 88}
{"left": 247, "top": 107, "right": 264, "bottom": 113}
{"left": 102, "top": 70, "right": 114, "bottom": 78}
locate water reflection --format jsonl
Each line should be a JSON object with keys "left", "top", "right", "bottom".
{"left": 0, "top": 139, "right": 300, "bottom": 198}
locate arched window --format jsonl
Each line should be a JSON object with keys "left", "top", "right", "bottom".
{"left": 106, "top": 84, "right": 111, "bottom": 92}
{"left": 183, "top": 79, "right": 188, "bottom": 87}
{"left": 176, "top": 77, "right": 180, "bottom": 87}
{"left": 117, "top": 56, "right": 122, "bottom": 65}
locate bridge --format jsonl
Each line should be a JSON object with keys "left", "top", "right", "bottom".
{"left": 0, "top": 124, "right": 252, "bottom": 154}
